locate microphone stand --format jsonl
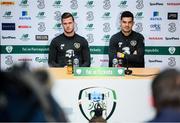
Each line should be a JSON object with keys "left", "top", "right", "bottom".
{"left": 124, "top": 54, "right": 132, "bottom": 75}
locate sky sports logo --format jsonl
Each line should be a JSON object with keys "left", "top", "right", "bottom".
{"left": 2, "top": 23, "right": 15, "bottom": 30}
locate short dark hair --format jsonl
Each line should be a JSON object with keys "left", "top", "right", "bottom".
{"left": 61, "top": 12, "right": 74, "bottom": 22}
{"left": 120, "top": 11, "right": 134, "bottom": 21}
{"left": 152, "top": 69, "right": 180, "bottom": 111}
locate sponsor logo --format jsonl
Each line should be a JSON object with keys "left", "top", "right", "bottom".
{"left": 150, "top": 24, "right": 161, "bottom": 31}
{"left": 168, "top": 23, "right": 176, "bottom": 33}
{"left": 2, "top": 23, "right": 15, "bottom": 30}
{"left": 86, "top": 34, "right": 94, "bottom": 43}
{"left": 52, "top": 0, "right": 62, "bottom": 8}
{"left": 118, "top": 0, "right": 128, "bottom": 8}
{"left": 103, "top": 23, "right": 111, "bottom": 32}
{"left": 85, "top": 0, "right": 94, "bottom": 8}
{"left": 36, "top": 11, "right": 46, "bottom": 19}
{"left": 168, "top": 12, "right": 178, "bottom": 20}
{"left": 35, "top": 57, "right": 48, "bottom": 63}
{"left": 165, "top": 37, "right": 179, "bottom": 40}
{"left": 20, "top": 34, "right": 30, "bottom": 41}
{"left": 149, "top": 2, "right": 163, "bottom": 6}
{"left": 168, "top": 57, "right": 176, "bottom": 67}
{"left": 70, "top": 0, "right": 78, "bottom": 10}
{"left": 35, "top": 35, "right": 48, "bottom": 40}
{"left": 18, "top": 25, "right": 31, "bottom": 28}
{"left": 18, "top": 58, "right": 32, "bottom": 62}
{"left": 148, "top": 59, "right": 163, "bottom": 63}
{"left": 54, "top": 11, "right": 61, "bottom": 21}
{"left": 100, "top": 59, "right": 109, "bottom": 62}
{"left": 3, "top": 11, "right": 13, "bottom": 19}
{"left": 135, "top": 12, "right": 144, "bottom": 19}
{"left": 102, "top": 12, "right": 111, "bottom": 19}
{"left": 148, "top": 37, "right": 163, "bottom": 40}
{"left": 37, "top": 0, "right": 45, "bottom": 9}
{"left": 5, "top": 55, "right": 13, "bottom": 65}
{"left": 86, "top": 11, "right": 94, "bottom": 21}
{"left": 150, "top": 11, "right": 162, "bottom": 21}
{"left": 167, "top": 3, "right": 180, "bottom": 6}
{"left": 19, "top": 0, "right": 29, "bottom": 7}
{"left": 102, "top": 34, "right": 110, "bottom": 42}
{"left": 19, "top": 11, "right": 31, "bottom": 20}
{"left": 135, "top": 23, "right": 143, "bottom": 32}
{"left": 2, "top": 36, "right": 16, "bottom": 39}
{"left": 85, "top": 23, "right": 94, "bottom": 31}
{"left": 72, "top": 12, "right": 78, "bottom": 19}
{"left": 38, "top": 22, "right": 46, "bottom": 32}
{"left": 53, "top": 22, "right": 62, "bottom": 31}
{"left": 0, "top": 1, "right": 15, "bottom": 5}
{"left": 136, "top": 0, "right": 144, "bottom": 9}
{"left": 103, "top": 0, "right": 111, "bottom": 10}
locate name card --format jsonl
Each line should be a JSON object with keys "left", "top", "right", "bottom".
{"left": 74, "top": 67, "right": 125, "bottom": 76}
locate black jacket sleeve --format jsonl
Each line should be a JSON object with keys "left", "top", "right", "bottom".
{"left": 81, "top": 39, "right": 91, "bottom": 67}
{"left": 108, "top": 35, "right": 117, "bottom": 67}
{"left": 48, "top": 40, "right": 60, "bottom": 67}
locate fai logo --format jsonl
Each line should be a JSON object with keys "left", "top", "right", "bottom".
{"left": 78, "top": 87, "right": 117, "bottom": 121}
{"left": 103, "top": 0, "right": 111, "bottom": 10}
{"left": 136, "top": 0, "right": 144, "bottom": 9}
{"left": 70, "top": 0, "right": 78, "bottom": 10}
{"left": 74, "top": 42, "right": 80, "bottom": 49}
{"left": 130, "top": 40, "right": 137, "bottom": 47}
{"left": 37, "top": 0, "right": 45, "bottom": 9}
{"left": 6, "top": 46, "right": 13, "bottom": 53}
{"left": 168, "top": 47, "right": 176, "bottom": 54}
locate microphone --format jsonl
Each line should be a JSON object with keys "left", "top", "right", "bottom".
{"left": 122, "top": 47, "right": 132, "bottom": 75}
{"left": 124, "top": 55, "right": 132, "bottom": 75}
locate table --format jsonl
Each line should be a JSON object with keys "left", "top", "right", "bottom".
{"left": 48, "top": 68, "right": 159, "bottom": 122}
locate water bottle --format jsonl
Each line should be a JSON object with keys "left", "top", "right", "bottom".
{"left": 73, "top": 58, "right": 79, "bottom": 68}
{"left": 112, "top": 58, "right": 118, "bottom": 67}
{"left": 118, "top": 58, "right": 123, "bottom": 67}
{"left": 67, "top": 59, "right": 73, "bottom": 74}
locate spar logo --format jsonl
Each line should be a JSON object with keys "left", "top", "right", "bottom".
{"left": 0, "top": 1, "right": 15, "bottom": 6}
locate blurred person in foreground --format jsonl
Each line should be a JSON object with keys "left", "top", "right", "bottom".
{"left": 150, "top": 69, "right": 180, "bottom": 122}
{"left": 48, "top": 12, "right": 91, "bottom": 67}
{"left": 0, "top": 63, "right": 67, "bottom": 122}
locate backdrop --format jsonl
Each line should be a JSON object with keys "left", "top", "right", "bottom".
{"left": 0, "top": 0, "right": 180, "bottom": 69}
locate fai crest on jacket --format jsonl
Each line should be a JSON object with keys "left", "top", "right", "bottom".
{"left": 74, "top": 42, "right": 80, "bottom": 49}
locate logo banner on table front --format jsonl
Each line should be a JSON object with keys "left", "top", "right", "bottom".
{"left": 74, "top": 67, "right": 125, "bottom": 76}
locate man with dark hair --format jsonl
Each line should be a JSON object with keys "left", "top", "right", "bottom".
{"left": 109, "top": 11, "right": 144, "bottom": 67}
{"left": 48, "top": 12, "right": 91, "bottom": 67}
{"left": 150, "top": 69, "right": 180, "bottom": 122}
